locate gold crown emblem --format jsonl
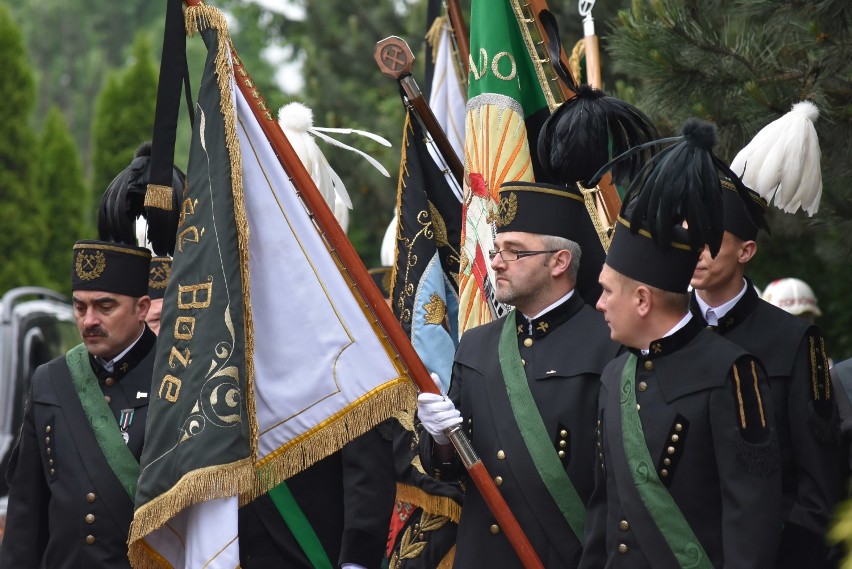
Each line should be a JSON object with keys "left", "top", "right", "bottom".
{"left": 494, "top": 191, "right": 518, "bottom": 227}
{"left": 75, "top": 250, "right": 106, "bottom": 281}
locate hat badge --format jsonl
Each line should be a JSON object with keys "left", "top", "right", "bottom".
{"left": 75, "top": 250, "right": 106, "bottom": 281}
{"left": 494, "top": 191, "right": 518, "bottom": 227}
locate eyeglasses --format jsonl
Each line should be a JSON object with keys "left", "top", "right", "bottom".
{"left": 488, "top": 249, "right": 560, "bottom": 262}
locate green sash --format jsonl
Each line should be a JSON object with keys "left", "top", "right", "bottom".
{"left": 619, "top": 354, "right": 712, "bottom": 569}
{"left": 65, "top": 343, "right": 140, "bottom": 499}
{"left": 267, "top": 482, "right": 334, "bottom": 569}
{"left": 497, "top": 314, "right": 586, "bottom": 540}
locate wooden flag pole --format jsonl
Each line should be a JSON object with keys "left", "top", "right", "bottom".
{"left": 182, "top": 2, "right": 543, "bottom": 567}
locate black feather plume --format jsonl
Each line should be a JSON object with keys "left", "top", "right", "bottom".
{"left": 97, "top": 141, "right": 184, "bottom": 255}
{"left": 598, "top": 118, "right": 730, "bottom": 256}
{"left": 537, "top": 85, "right": 659, "bottom": 187}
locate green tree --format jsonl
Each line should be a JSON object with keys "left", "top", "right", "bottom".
{"left": 37, "top": 106, "right": 91, "bottom": 290}
{"left": 0, "top": 5, "right": 48, "bottom": 291}
{"left": 605, "top": 0, "right": 852, "bottom": 359}
{"left": 90, "top": 32, "right": 158, "bottom": 214}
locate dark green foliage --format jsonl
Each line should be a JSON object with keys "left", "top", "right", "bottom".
{"left": 0, "top": 5, "right": 48, "bottom": 291}
{"left": 37, "top": 106, "right": 91, "bottom": 291}
{"left": 91, "top": 33, "right": 158, "bottom": 215}
{"left": 605, "top": 0, "right": 852, "bottom": 359}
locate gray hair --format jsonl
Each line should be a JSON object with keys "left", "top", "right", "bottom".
{"left": 539, "top": 234, "right": 581, "bottom": 282}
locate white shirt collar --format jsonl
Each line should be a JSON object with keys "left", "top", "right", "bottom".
{"left": 694, "top": 279, "right": 748, "bottom": 325}
{"left": 641, "top": 312, "right": 693, "bottom": 355}
{"left": 522, "top": 290, "right": 574, "bottom": 334}
{"left": 95, "top": 326, "right": 145, "bottom": 373}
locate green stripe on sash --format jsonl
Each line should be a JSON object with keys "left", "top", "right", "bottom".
{"left": 66, "top": 343, "right": 140, "bottom": 499}
{"left": 497, "top": 314, "right": 586, "bottom": 540}
{"left": 619, "top": 353, "right": 713, "bottom": 569}
{"left": 268, "top": 482, "right": 334, "bottom": 569}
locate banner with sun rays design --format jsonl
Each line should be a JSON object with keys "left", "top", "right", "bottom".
{"left": 129, "top": 6, "right": 415, "bottom": 568}
{"left": 458, "top": 0, "right": 553, "bottom": 334}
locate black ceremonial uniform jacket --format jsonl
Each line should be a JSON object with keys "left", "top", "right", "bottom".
{"left": 0, "top": 327, "right": 156, "bottom": 569}
{"left": 239, "top": 424, "right": 396, "bottom": 569}
{"left": 422, "top": 292, "right": 620, "bottom": 568}
{"left": 690, "top": 281, "right": 843, "bottom": 567}
{"left": 580, "top": 317, "right": 782, "bottom": 569}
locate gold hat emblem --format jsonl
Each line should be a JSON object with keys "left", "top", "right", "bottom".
{"left": 494, "top": 191, "right": 518, "bottom": 227}
{"left": 149, "top": 262, "right": 171, "bottom": 290}
{"left": 75, "top": 251, "right": 106, "bottom": 281}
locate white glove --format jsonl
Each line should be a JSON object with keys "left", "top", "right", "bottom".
{"left": 417, "top": 375, "right": 462, "bottom": 445}
{"left": 341, "top": 564, "right": 367, "bottom": 569}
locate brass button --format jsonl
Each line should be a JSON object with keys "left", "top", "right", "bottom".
{"left": 521, "top": 359, "right": 526, "bottom": 366}
{"left": 661, "top": 469, "right": 669, "bottom": 477}
{"left": 497, "top": 450, "right": 505, "bottom": 460}
{"left": 86, "top": 514, "right": 95, "bottom": 524}
{"left": 667, "top": 446, "right": 675, "bottom": 454}
{"left": 663, "top": 458, "right": 671, "bottom": 466}
{"left": 45, "top": 425, "right": 51, "bottom": 433}
{"left": 49, "top": 459, "right": 54, "bottom": 466}
{"left": 559, "top": 440, "right": 567, "bottom": 448}
{"left": 643, "top": 361, "right": 654, "bottom": 371}
{"left": 494, "top": 476, "right": 503, "bottom": 486}
{"left": 86, "top": 535, "right": 95, "bottom": 545}
{"left": 636, "top": 404, "right": 641, "bottom": 411}
{"left": 490, "top": 524, "right": 500, "bottom": 534}
{"left": 638, "top": 382, "right": 647, "bottom": 392}
{"left": 46, "top": 447, "right": 52, "bottom": 455}
{"left": 87, "top": 493, "right": 96, "bottom": 503}
{"left": 105, "top": 377, "right": 115, "bottom": 387}
{"left": 50, "top": 468, "right": 55, "bottom": 476}
{"left": 104, "top": 395, "right": 111, "bottom": 404}
{"left": 619, "top": 520, "right": 629, "bottom": 531}
{"left": 560, "top": 429, "right": 568, "bottom": 437}
{"left": 523, "top": 338, "right": 533, "bottom": 347}
{"left": 558, "top": 450, "right": 566, "bottom": 458}
{"left": 675, "top": 423, "right": 683, "bottom": 432}
{"left": 671, "top": 434, "right": 679, "bottom": 443}
{"left": 618, "top": 543, "right": 629, "bottom": 554}
{"left": 45, "top": 436, "right": 51, "bottom": 444}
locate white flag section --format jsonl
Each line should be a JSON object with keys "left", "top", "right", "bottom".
{"left": 235, "top": 84, "right": 409, "bottom": 463}
{"left": 131, "top": 10, "right": 414, "bottom": 566}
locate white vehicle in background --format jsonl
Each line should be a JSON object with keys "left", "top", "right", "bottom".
{"left": 0, "top": 287, "right": 78, "bottom": 544}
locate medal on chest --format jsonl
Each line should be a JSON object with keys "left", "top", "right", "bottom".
{"left": 119, "top": 408, "right": 134, "bottom": 444}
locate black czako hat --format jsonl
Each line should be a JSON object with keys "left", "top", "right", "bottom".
{"left": 72, "top": 240, "right": 151, "bottom": 298}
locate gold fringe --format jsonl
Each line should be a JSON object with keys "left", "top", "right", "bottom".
{"left": 425, "top": 16, "right": 446, "bottom": 64}
{"left": 251, "top": 380, "right": 417, "bottom": 502}
{"left": 395, "top": 482, "right": 462, "bottom": 523}
{"left": 128, "top": 457, "right": 256, "bottom": 568}
{"left": 144, "top": 184, "right": 174, "bottom": 211}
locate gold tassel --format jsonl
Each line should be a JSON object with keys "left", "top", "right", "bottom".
{"left": 425, "top": 16, "right": 447, "bottom": 64}
{"left": 144, "top": 184, "right": 174, "bottom": 211}
{"left": 395, "top": 482, "right": 462, "bottom": 523}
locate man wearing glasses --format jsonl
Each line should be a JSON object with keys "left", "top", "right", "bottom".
{"left": 417, "top": 181, "right": 620, "bottom": 568}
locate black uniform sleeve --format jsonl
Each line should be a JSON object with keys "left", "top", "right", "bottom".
{"left": 776, "top": 330, "right": 844, "bottom": 569}
{"left": 339, "top": 424, "right": 396, "bottom": 567}
{"left": 0, "top": 391, "right": 49, "bottom": 568}
{"left": 710, "top": 355, "right": 782, "bottom": 568}
{"left": 578, "top": 383, "right": 608, "bottom": 569}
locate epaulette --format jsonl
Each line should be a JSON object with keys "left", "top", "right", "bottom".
{"left": 731, "top": 357, "right": 780, "bottom": 477}
{"left": 807, "top": 330, "right": 839, "bottom": 444}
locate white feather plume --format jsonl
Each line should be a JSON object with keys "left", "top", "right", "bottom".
{"left": 380, "top": 212, "right": 398, "bottom": 268}
{"left": 278, "top": 102, "right": 392, "bottom": 221}
{"left": 730, "top": 101, "right": 822, "bottom": 216}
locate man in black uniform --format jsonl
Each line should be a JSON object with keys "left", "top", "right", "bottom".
{"left": 689, "top": 182, "right": 843, "bottom": 568}
{"left": 417, "top": 181, "right": 620, "bottom": 568}
{"left": 0, "top": 240, "right": 154, "bottom": 569}
{"left": 580, "top": 120, "right": 783, "bottom": 568}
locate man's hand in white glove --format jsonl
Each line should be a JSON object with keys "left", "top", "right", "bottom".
{"left": 417, "top": 373, "right": 461, "bottom": 445}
